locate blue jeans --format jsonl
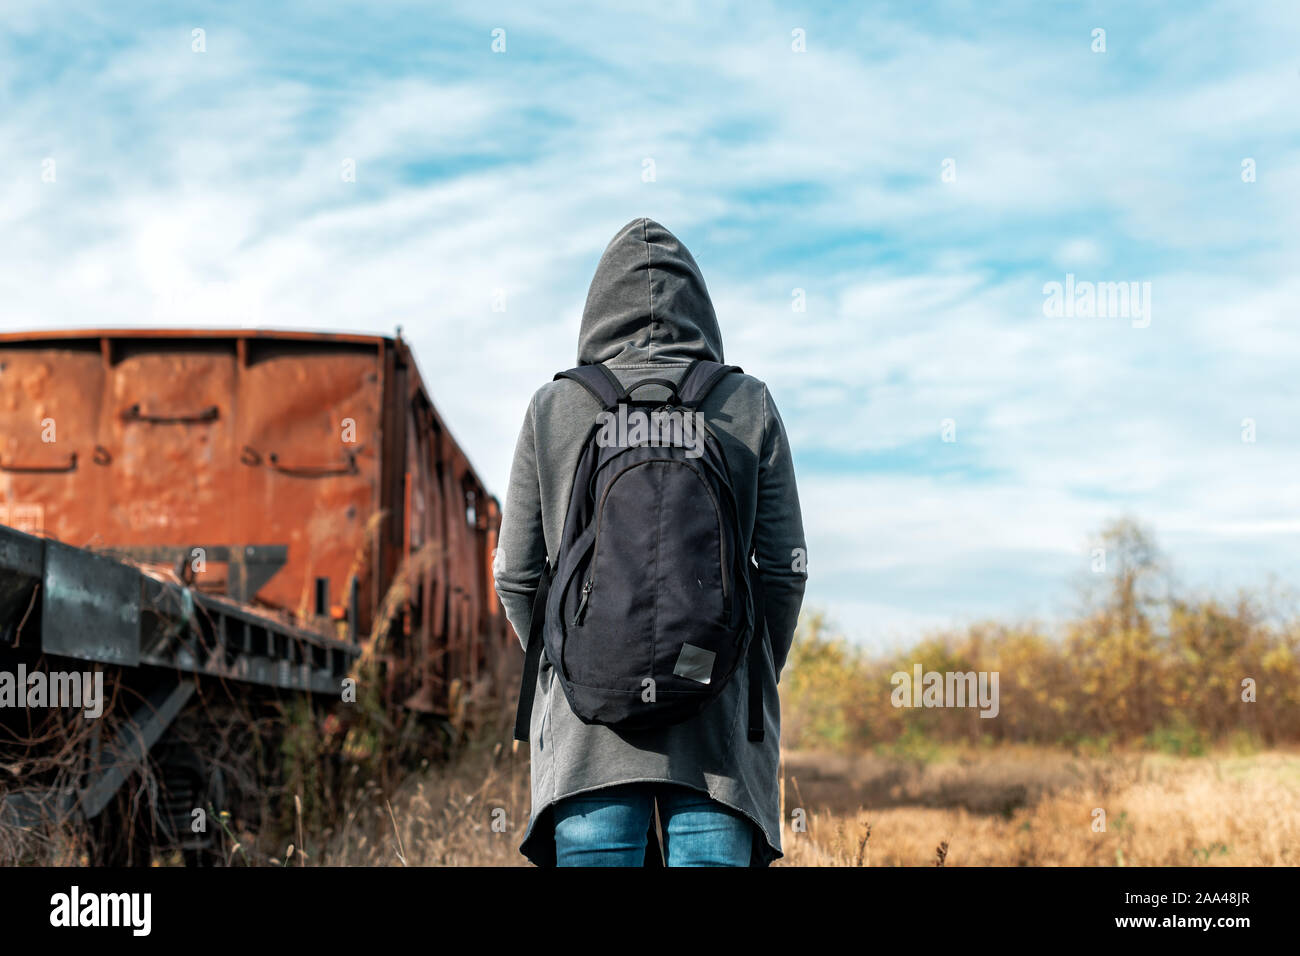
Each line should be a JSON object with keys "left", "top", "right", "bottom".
{"left": 553, "top": 783, "right": 753, "bottom": 867}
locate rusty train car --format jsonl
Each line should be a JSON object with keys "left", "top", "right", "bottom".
{"left": 0, "top": 328, "right": 511, "bottom": 859}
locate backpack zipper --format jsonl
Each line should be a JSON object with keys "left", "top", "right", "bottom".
{"left": 573, "top": 579, "right": 593, "bottom": 625}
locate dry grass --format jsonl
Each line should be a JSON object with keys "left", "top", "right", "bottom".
{"left": 319, "top": 740, "right": 531, "bottom": 866}
{"left": 312, "top": 742, "right": 1300, "bottom": 866}
{"left": 779, "top": 747, "right": 1300, "bottom": 866}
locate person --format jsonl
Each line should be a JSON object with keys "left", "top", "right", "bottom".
{"left": 493, "top": 217, "right": 806, "bottom": 867}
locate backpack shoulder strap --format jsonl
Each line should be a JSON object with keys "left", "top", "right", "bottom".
{"left": 512, "top": 561, "right": 553, "bottom": 744}
{"left": 678, "top": 360, "right": 743, "bottom": 408}
{"left": 554, "top": 364, "right": 626, "bottom": 410}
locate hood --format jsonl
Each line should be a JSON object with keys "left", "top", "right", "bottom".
{"left": 577, "top": 217, "right": 724, "bottom": 366}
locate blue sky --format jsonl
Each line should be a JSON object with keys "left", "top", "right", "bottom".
{"left": 2, "top": 1, "right": 1297, "bottom": 647}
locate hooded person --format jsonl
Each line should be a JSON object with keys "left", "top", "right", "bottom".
{"left": 494, "top": 217, "right": 807, "bottom": 866}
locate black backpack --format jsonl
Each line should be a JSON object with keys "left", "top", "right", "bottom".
{"left": 513, "top": 359, "right": 767, "bottom": 743}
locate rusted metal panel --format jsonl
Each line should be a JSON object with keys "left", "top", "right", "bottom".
{"left": 102, "top": 339, "right": 238, "bottom": 549}
{"left": 0, "top": 339, "right": 103, "bottom": 539}
{"left": 232, "top": 337, "right": 381, "bottom": 617}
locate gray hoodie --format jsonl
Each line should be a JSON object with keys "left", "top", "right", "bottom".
{"left": 494, "top": 217, "right": 807, "bottom": 865}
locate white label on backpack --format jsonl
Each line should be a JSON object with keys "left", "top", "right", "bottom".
{"left": 674, "top": 644, "right": 716, "bottom": 684}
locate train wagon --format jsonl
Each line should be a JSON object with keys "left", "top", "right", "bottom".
{"left": 0, "top": 328, "right": 511, "bottom": 861}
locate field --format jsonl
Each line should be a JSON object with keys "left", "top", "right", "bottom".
{"left": 316, "top": 741, "right": 1300, "bottom": 867}
{"left": 778, "top": 747, "right": 1300, "bottom": 866}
